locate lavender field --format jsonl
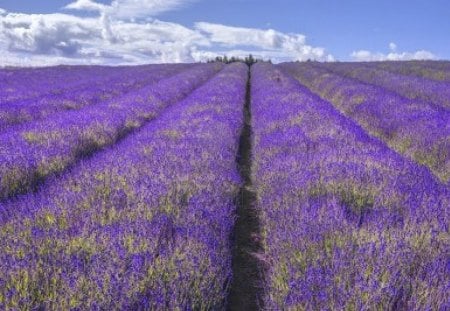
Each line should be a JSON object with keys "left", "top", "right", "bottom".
{"left": 0, "top": 61, "right": 449, "bottom": 310}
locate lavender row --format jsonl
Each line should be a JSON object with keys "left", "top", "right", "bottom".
{"left": 318, "top": 61, "right": 450, "bottom": 110}
{"left": 0, "top": 62, "right": 247, "bottom": 309}
{"left": 0, "top": 64, "right": 189, "bottom": 130}
{"left": 376, "top": 60, "right": 450, "bottom": 73}
{"left": 251, "top": 63, "right": 449, "bottom": 310}
{"left": 0, "top": 64, "right": 175, "bottom": 104}
{"left": 0, "top": 63, "right": 222, "bottom": 201}
{"left": 0, "top": 66, "right": 106, "bottom": 102}
{"left": 280, "top": 62, "right": 450, "bottom": 183}
{"left": 1, "top": 64, "right": 190, "bottom": 107}
{"left": 366, "top": 60, "right": 450, "bottom": 82}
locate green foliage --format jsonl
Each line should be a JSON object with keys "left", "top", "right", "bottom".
{"left": 207, "top": 54, "right": 268, "bottom": 66}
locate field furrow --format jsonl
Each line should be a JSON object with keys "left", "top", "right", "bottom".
{"left": 227, "top": 67, "right": 266, "bottom": 310}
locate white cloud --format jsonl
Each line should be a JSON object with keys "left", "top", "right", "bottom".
{"left": 0, "top": 11, "right": 209, "bottom": 65}
{"left": 195, "top": 22, "right": 333, "bottom": 62}
{"left": 2, "top": 13, "right": 99, "bottom": 56}
{"left": 196, "top": 23, "right": 300, "bottom": 49}
{"left": 65, "top": 0, "right": 195, "bottom": 20}
{"left": 65, "top": 0, "right": 107, "bottom": 12}
{"left": 0, "top": 50, "right": 106, "bottom": 66}
{"left": 0, "top": 2, "right": 333, "bottom": 66}
{"left": 351, "top": 43, "right": 436, "bottom": 61}
{"left": 0, "top": 8, "right": 7, "bottom": 15}
{"left": 389, "top": 42, "right": 397, "bottom": 51}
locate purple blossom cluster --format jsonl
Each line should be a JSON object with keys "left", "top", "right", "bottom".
{"left": 318, "top": 61, "right": 450, "bottom": 110}
{"left": 0, "top": 63, "right": 221, "bottom": 201}
{"left": 366, "top": 60, "right": 450, "bottom": 82}
{"left": 280, "top": 62, "right": 450, "bottom": 183}
{"left": 0, "top": 62, "right": 247, "bottom": 309}
{"left": 1, "top": 66, "right": 108, "bottom": 103}
{"left": 0, "top": 65, "right": 184, "bottom": 104}
{"left": 251, "top": 63, "right": 449, "bottom": 310}
{"left": 0, "top": 64, "right": 191, "bottom": 130}
{"left": 0, "top": 60, "right": 448, "bottom": 310}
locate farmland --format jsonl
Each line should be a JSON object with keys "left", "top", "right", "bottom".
{"left": 0, "top": 61, "right": 449, "bottom": 310}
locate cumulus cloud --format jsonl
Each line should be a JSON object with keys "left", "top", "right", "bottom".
{"left": 2, "top": 13, "right": 98, "bottom": 57}
{"left": 65, "top": 0, "right": 108, "bottom": 12}
{"left": 0, "top": 2, "right": 333, "bottom": 66}
{"left": 351, "top": 43, "right": 436, "bottom": 61}
{"left": 65, "top": 0, "right": 195, "bottom": 20}
{"left": 0, "top": 12, "right": 208, "bottom": 65}
{"left": 195, "top": 22, "right": 333, "bottom": 62}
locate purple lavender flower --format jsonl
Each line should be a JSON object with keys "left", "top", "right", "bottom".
{"left": 319, "top": 61, "right": 450, "bottom": 110}
{"left": 0, "top": 63, "right": 247, "bottom": 309}
{"left": 0, "top": 63, "right": 221, "bottom": 201}
{"left": 252, "top": 63, "right": 449, "bottom": 310}
{"left": 280, "top": 62, "right": 450, "bottom": 183}
{"left": 366, "top": 60, "right": 450, "bottom": 82}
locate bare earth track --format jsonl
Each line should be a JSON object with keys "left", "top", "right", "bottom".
{"left": 228, "top": 67, "right": 266, "bottom": 311}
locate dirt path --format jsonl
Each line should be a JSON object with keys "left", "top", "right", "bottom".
{"left": 227, "top": 67, "right": 265, "bottom": 311}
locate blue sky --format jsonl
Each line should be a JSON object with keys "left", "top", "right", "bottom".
{"left": 0, "top": 0, "right": 448, "bottom": 65}
{"left": 162, "top": 0, "right": 450, "bottom": 60}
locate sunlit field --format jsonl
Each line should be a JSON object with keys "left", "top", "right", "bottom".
{"left": 0, "top": 60, "right": 448, "bottom": 310}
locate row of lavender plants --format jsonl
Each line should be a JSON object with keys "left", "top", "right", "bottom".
{"left": 0, "top": 65, "right": 171, "bottom": 103}
{"left": 251, "top": 63, "right": 449, "bottom": 310}
{"left": 280, "top": 62, "right": 450, "bottom": 183}
{"left": 0, "top": 63, "right": 222, "bottom": 201}
{"left": 1, "top": 66, "right": 106, "bottom": 103}
{"left": 0, "top": 62, "right": 248, "bottom": 309}
{"left": 366, "top": 60, "right": 450, "bottom": 82}
{"left": 0, "top": 64, "right": 191, "bottom": 130}
{"left": 318, "top": 61, "right": 450, "bottom": 110}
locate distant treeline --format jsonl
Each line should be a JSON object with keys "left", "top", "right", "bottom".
{"left": 207, "top": 54, "right": 270, "bottom": 66}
